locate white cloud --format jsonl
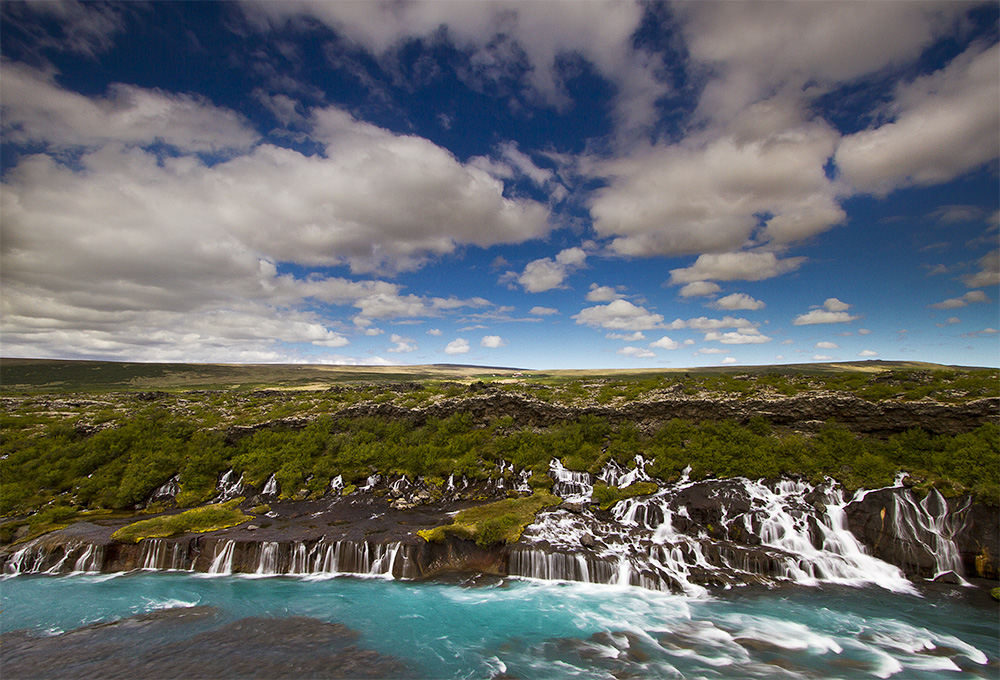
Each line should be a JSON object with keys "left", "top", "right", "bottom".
{"left": 387, "top": 334, "right": 417, "bottom": 353}
{"left": 929, "top": 290, "right": 990, "bottom": 310}
{"left": 704, "top": 329, "right": 772, "bottom": 345}
{"left": 3, "top": 0, "right": 126, "bottom": 56}
{"left": 676, "top": 1, "right": 966, "bottom": 123}
{"left": 815, "top": 341, "right": 840, "bottom": 349}
{"left": 858, "top": 328, "right": 871, "bottom": 335}
{"left": 813, "top": 354, "right": 834, "bottom": 361}
{"left": 836, "top": 43, "right": 1000, "bottom": 195}
{"left": 573, "top": 299, "right": 664, "bottom": 331}
{"left": 718, "top": 357, "right": 738, "bottom": 365}
{"left": 696, "top": 347, "right": 728, "bottom": 355}
{"left": 426, "top": 328, "right": 443, "bottom": 336}
{"left": 607, "top": 332, "right": 645, "bottom": 342}
{"left": 858, "top": 350, "right": 879, "bottom": 357}
{"left": 667, "top": 316, "right": 755, "bottom": 331}
{"left": 669, "top": 252, "right": 806, "bottom": 284}
{"left": 678, "top": 281, "right": 722, "bottom": 298}
{"left": 793, "top": 299, "right": 860, "bottom": 325}
{"left": 710, "top": 293, "right": 765, "bottom": 311}
{"left": 444, "top": 338, "right": 470, "bottom": 355}
{"left": 964, "top": 249, "right": 1000, "bottom": 288}
{"left": 518, "top": 247, "right": 587, "bottom": 293}
{"left": 481, "top": 335, "right": 506, "bottom": 348}
{"left": 250, "top": 0, "right": 666, "bottom": 136}
{"left": 529, "top": 306, "right": 559, "bottom": 316}
{"left": 618, "top": 346, "right": 656, "bottom": 359}
{"left": 1, "top": 62, "right": 259, "bottom": 154}
{"left": 586, "top": 284, "right": 624, "bottom": 302}
{"left": 649, "top": 336, "right": 680, "bottom": 350}
{"left": 588, "top": 122, "right": 843, "bottom": 257}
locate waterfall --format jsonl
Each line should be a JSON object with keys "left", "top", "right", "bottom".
{"left": 889, "top": 489, "right": 969, "bottom": 580}
{"left": 329, "top": 475, "right": 344, "bottom": 494}
{"left": 208, "top": 540, "right": 236, "bottom": 574}
{"left": 549, "top": 459, "right": 592, "bottom": 503}
{"left": 515, "top": 457, "right": 918, "bottom": 594}
{"left": 261, "top": 475, "right": 279, "bottom": 497}
{"left": 217, "top": 470, "right": 244, "bottom": 501}
{"left": 254, "top": 542, "right": 280, "bottom": 575}
{"left": 72, "top": 543, "right": 104, "bottom": 573}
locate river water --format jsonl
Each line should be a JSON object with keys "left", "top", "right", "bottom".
{"left": 2, "top": 572, "right": 996, "bottom": 679}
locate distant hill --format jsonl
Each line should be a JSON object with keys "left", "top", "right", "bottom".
{"left": 0, "top": 357, "right": 988, "bottom": 393}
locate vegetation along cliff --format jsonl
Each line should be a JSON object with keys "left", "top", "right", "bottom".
{"left": 2, "top": 359, "right": 997, "bottom": 591}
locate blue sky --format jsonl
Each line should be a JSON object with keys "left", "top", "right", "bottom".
{"left": 1, "top": 1, "right": 997, "bottom": 370}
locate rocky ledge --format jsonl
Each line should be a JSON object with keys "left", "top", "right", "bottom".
{"left": 4, "top": 466, "right": 996, "bottom": 595}
{"left": 224, "top": 390, "right": 999, "bottom": 442}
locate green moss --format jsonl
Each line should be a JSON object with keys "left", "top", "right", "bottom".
{"left": 111, "top": 498, "right": 249, "bottom": 543}
{"left": 591, "top": 481, "right": 659, "bottom": 510}
{"left": 991, "top": 587, "right": 1000, "bottom": 601}
{"left": 418, "top": 492, "right": 561, "bottom": 547}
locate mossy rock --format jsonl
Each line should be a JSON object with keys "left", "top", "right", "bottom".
{"left": 991, "top": 587, "right": 1000, "bottom": 602}
{"left": 418, "top": 492, "right": 561, "bottom": 547}
{"left": 591, "top": 481, "right": 659, "bottom": 510}
{"left": 111, "top": 498, "right": 249, "bottom": 543}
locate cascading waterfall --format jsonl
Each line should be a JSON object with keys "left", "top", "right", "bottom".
{"left": 548, "top": 459, "right": 593, "bottom": 503}
{"left": 255, "top": 542, "right": 280, "bottom": 575}
{"left": 208, "top": 540, "right": 236, "bottom": 574}
{"left": 216, "top": 470, "right": 244, "bottom": 501}
{"left": 889, "top": 488, "right": 969, "bottom": 579}
{"left": 515, "top": 457, "right": 917, "bottom": 594}
{"left": 3, "top": 541, "right": 104, "bottom": 576}
{"left": 261, "top": 475, "right": 279, "bottom": 497}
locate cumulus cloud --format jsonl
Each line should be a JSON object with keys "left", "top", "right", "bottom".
{"left": 703, "top": 329, "right": 772, "bottom": 345}
{"left": 588, "top": 121, "right": 843, "bottom": 257}
{"left": 481, "top": 335, "right": 506, "bottom": 348}
{"left": 718, "top": 357, "right": 738, "bottom": 365}
{"left": 586, "top": 284, "right": 624, "bottom": 302}
{"left": 858, "top": 350, "right": 879, "bottom": 357}
{"left": 815, "top": 341, "right": 839, "bottom": 349}
{"left": 248, "top": 0, "right": 666, "bottom": 136}
{"left": 793, "top": 299, "right": 860, "bottom": 325}
{"left": 1, "top": 63, "right": 259, "bottom": 154}
{"left": 710, "top": 293, "right": 765, "bottom": 311}
{"left": 813, "top": 354, "right": 834, "bottom": 361}
{"left": 618, "top": 346, "right": 656, "bottom": 358}
{"left": 387, "top": 334, "right": 417, "bottom": 353}
{"left": 649, "top": 336, "right": 680, "bottom": 350}
{"left": 669, "top": 252, "right": 806, "bottom": 285}
{"left": 836, "top": 43, "right": 1000, "bottom": 195}
{"left": 529, "top": 306, "right": 559, "bottom": 316}
{"left": 678, "top": 281, "right": 722, "bottom": 298}
{"left": 3, "top": 0, "right": 127, "bottom": 57}
{"left": 444, "top": 338, "right": 470, "bottom": 354}
{"left": 0, "top": 79, "right": 557, "bottom": 360}
{"left": 929, "top": 290, "right": 990, "bottom": 310}
{"left": 964, "top": 250, "right": 1000, "bottom": 288}
{"left": 666, "top": 316, "right": 755, "bottom": 331}
{"left": 517, "top": 247, "right": 587, "bottom": 293}
{"left": 573, "top": 299, "right": 664, "bottom": 331}
{"left": 426, "top": 328, "right": 442, "bottom": 336}
{"left": 607, "top": 332, "right": 645, "bottom": 342}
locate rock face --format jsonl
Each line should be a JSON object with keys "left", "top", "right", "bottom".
{"left": 5, "top": 462, "right": 993, "bottom": 591}
{"left": 224, "top": 391, "right": 999, "bottom": 440}
{"left": 846, "top": 486, "right": 1000, "bottom": 580}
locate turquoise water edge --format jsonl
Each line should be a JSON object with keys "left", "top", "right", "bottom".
{"left": 2, "top": 572, "right": 997, "bottom": 679}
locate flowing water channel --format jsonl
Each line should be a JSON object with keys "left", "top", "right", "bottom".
{"left": 1, "top": 571, "right": 996, "bottom": 679}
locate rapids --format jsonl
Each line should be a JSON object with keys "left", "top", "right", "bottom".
{"left": 2, "top": 572, "right": 996, "bottom": 679}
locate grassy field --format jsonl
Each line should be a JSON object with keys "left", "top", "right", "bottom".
{"left": 0, "top": 357, "right": 983, "bottom": 393}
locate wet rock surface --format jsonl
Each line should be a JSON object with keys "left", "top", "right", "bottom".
{"left": 1, "top": 610, "right": 408, "bottom": 679}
